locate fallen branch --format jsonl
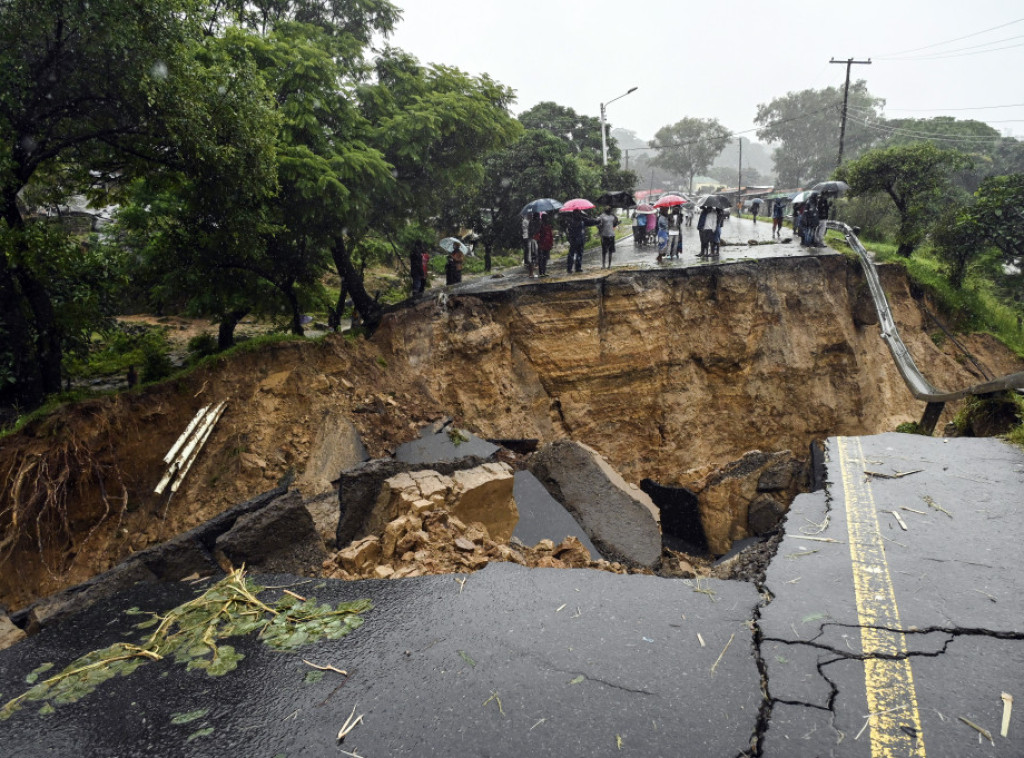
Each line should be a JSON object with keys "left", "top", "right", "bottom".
{"left": 865, "top": 469, "right": 923, "bottom": 480}
{"left": 958, "top": 716, "right": 993, "bottom": 745}
{"left": 710, "top": 633, "right": 735, "bottom": 677}
{"left": 337, "top": 704, "right": 364, "bottom": 741}
{"left": 302, "top": 660, "right": 348, "bottom": 676}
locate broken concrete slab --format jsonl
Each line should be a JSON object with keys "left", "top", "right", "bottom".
{"left": 11, "top": 485, "right": 288, "bottom": 635}
{"left": 449, "top": 463, "right": 517, "bottom": 541}
{"left": 296, "top": 412, "right": 368, "bottom": 497}
{"left": 356, "top": 462, "right": 517, "bottom": 545}
{"left": 335, "top": 456, "right": 494, "bottom": 547}
{"left": 215, "top": 490, "right": 328, "bottom": 575}
{"left": 0, "top": 564, "right": 763, "bottom": 757}
{"left": 511, "top": 471, "right": 602, "bottom": 558}
{"left": 528, "top": 441, "right": 661, "bottom": 569}
{"left": 394, "top": 421, "right": 499, "bottom": 464}
{"left": 335, "top": 452, "right": 495, "bottom": 549}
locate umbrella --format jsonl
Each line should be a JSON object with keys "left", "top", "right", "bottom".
{"left": 635, "top": 203, "right": 655, "bottom": 213}
{"left": 749, "top": 197, "right": 763, "bottom": 206}
{"left": 521, "top": 198, "right": 563, "bottom": 216}
{"left": 559, "top": 198, "right": 595, "bottom": 212}
{"left": 810, "top": 180, "right": 850, "bottom": 196}
{"left": 439, "top": 237, "right": 469, "bottom": 254}
{"left": 653, "top": 194, "right": 688, "bottom": 208}
{"left": 791, "top": 190, "right": 818, "bottom": 205}
{"left": 596, "top": 190, "right": 636, "bottom": 208}
{"left": 697, "top": 194, "right": 731, "bottom": 209}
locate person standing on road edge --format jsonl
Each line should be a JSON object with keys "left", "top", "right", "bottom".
{"left": 534, "top": 214, "right": 554, "bottom": 277}
{"left": 697, "top": 206, "right": 711, "bottom": 257}
{"left": 410, "top": 240, "right": 427, "bottom": 295}
{"left": 772, "top": 200, "right": 784, "bottom": 238}
{"left": 597, "top": 206, "right": 619, "bottom": 268}
{"left": 564, "top": 210, "right": 595, "bottom": 273}
{"left": 815, "top": 194, "right": 830, "bottom": 248}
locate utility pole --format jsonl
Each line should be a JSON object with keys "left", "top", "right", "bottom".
{"left": 737, "top": 137, "right": 742, "bottom": 215}
{"left": 830, "top": 57, "right": 871, "bottom": 167}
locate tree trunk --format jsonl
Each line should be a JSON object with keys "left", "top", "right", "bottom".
{"left": 1, "top": 188, "right": 56, "bottom": 408}
{"left": 328, "top": 279, "right": 348, "bottom": 331}
{"left": 217, "top": 308, "right": 249, "bottom": 350}
{"left": 330, "top": 237, "right": 382, "bottom": 332}
{"left": 484, "top": 242, "right": 492, "bottom": 272}
{"left": 281, "top": 279, "right": 304, "bottom": 336}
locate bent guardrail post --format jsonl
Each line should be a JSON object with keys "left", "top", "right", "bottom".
{"left": 827, "top": 220, "right": 1024, "bottom": 435}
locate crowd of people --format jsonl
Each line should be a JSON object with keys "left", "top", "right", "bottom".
{"left": 410, "top": 190, "right": 834, "bottom": 295}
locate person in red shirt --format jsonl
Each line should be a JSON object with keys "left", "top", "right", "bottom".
{"left": 533, "top": 214, "right": 554, "bottom": 277}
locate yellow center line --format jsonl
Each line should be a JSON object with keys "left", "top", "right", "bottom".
{"left": 838, "top": 436, "right": 926, "bottom": 757}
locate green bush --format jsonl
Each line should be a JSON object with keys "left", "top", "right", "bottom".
{"left": 187, "top": 332, "right": 219, "bottom": 362}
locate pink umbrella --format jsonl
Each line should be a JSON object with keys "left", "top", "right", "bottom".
{"left": 635, "top": 203, "right": 655, "bottom": 212}
{"left": 653, "top": 194, "right": 688, "bottom": 208}
{"left": 559, "top": 198, "right": 596, "bottom": 212}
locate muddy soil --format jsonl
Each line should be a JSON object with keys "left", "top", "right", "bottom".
{"left": 1, "top": 259, "right": 1022, "bottom": 612}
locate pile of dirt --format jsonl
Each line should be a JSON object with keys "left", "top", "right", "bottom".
{"left": 322, "top": 507, "right": 638, "bottom": 582}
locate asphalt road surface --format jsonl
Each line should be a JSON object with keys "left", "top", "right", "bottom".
{"left": 1, "top": 434, "right": 1021, "bottom": 757}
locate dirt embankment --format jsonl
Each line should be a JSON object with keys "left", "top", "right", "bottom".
{"left": 1, "top": 257, "right": 1021, "bottom": 611}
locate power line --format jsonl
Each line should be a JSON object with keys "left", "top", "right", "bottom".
{"left": 846, "top": 115, "right": 1006, "bottom": 145}
{"left": 877, "top": 16, "right": 1024, "bottom": 57}
{"left": 880, "top": 32, "right": 1024, "bottom": 60}
{"left": 883, "top": 40, "right": 1024, "bottom": 62}
{"left": 872, "top": 103, "right": 1024, "bottom": 112}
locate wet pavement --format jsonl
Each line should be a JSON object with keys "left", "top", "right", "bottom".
{"left": 1, "top": 434, "right": 1021, "bottom": 757}
{"left": 455, "top": 214, "right": 824, "bottom": 295}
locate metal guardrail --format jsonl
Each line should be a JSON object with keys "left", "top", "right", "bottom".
{"left": 829, "top": 220, "right": 1024, "bottom": 404}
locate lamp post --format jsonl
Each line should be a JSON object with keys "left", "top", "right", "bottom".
{"left": 600, "top": 86, "right": 638, "bottom": 166}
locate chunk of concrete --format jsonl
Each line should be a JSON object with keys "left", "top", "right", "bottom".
{"left": 528, "top": 441, "right": 662, "bottom": 569}
{"left": 297, "top": 413, "right": 368, "bottom": 498}
{"left": 215, "top": 490, "right": 328, "bottom": 575}
{"left": 450, "top": 463, "right": 517, "bottom": 542}
{"left": 361, "top": 462, "right": 517, "bottom": 544}
{"left": 336, "top": 456, "right": 493, "bottom": 547}
{"left": 511, "top": 472, "right": 603, "bottom": 559}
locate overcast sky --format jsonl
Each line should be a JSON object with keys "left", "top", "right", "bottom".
{"left": 387, "top": 1, "right": 1024, "bottom": 145}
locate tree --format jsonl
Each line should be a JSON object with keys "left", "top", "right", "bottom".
{"left": 755, "top": 82, "right": 884, "bottom": 186}
{"left": 836, "top": 142, "right": 972, "bottom": 257}
{"left": 519, "top": 102, "right": 612, "bottom": 165}
{"left": 650, "top": 118, "right": 732, "bottom": 193}
{"left": 467, "top": 129, "right": 600, "bottom": 259}
{"left": 0, "top": 0, "right": 278, "bottom": 409}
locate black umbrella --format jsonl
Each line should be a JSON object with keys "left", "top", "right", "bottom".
{"left": 697, "top": 194, "right": 731, "bottom": 209}
{"left": 520, "top": 198, "right": 563, "bottom": 216}
{"left": 810, "top": 180, "right": 850, "bottom": 196}
{"left": 596, "top": 190, "right": 636, "bottom": 208}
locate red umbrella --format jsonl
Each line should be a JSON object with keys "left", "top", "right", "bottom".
{"left": 635, "top": 203, "right": 655, "bottom": 212}
{"left": 653, "top": 194, "right": 688, "bottom": 208}
{"left": 559, "top": 198, "right": 596, "bottom": 212}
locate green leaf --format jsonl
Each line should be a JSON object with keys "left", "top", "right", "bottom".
{"left": 25, "top": 662, "right": 54, "bottom": 684}
{"left": 187, "top": 726, "right": 215, "bottom": 742}
{"left": 171, "top": 708, "right": 209, "bottom": 725}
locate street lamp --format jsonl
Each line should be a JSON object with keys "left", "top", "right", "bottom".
{"left": 600, "top": 86, "right": 638, "bottom": 166}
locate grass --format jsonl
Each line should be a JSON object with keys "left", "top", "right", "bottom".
{"left": 859, "top": 241, "right": 1024, "bottom": 357}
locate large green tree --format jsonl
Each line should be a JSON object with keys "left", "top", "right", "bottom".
{"left": 0, "top": 0, "right": 278, "bottom": 409}
{"left": 755, "top": 82, "right": 884, "bottom": 187}
{"left": 837, "top": 142, "right": 972, "bottom": 257}
{"left": 650, "top": 118, "right": 731, "bottom": 193}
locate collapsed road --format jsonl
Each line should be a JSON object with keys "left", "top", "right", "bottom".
{"left": 1, "top": 432, "right": 1021, "bottom": 757}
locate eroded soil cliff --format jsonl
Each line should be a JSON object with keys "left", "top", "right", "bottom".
{"left": 1, "top": 256, "right": 1020, "bottom": 610}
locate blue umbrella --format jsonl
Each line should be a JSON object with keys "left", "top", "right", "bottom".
{"left": 520, "top": 198, "right": 563, "bottom": 216}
